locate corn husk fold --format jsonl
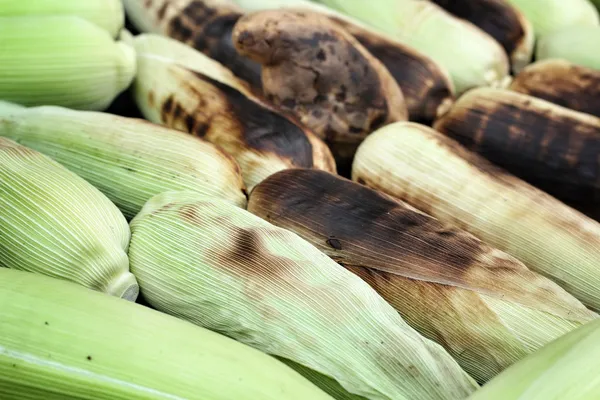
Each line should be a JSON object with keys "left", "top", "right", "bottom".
{"left": 536, "top": 26, "right": 600, "bottom": 71}
{"left": 0, "top": 102, "right": 247, "bottom": 219}
{"left": 352, "top": 122, "right": 600, "bottom": 312}
{"left": 0, "top": 268, "right": 333, "bottom": 400}
{"left": 128, "top": 190, "right": 479, "bottom": 400}
{"left": 0, "top": 138, "right": 137, "bottom": 300}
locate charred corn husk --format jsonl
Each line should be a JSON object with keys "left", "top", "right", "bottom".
{"left": 233, "top": 9, "right": 408, "bottom": 169}
{"left": 430, "top": 0, "right": 534, "bottom": 73}
{"left": 312, "top": 0, "right": 510, "bottom": 94}
{"left": 0, "top": 138, "right": 137, "bottom": 300}
{"left": 0, "top": 16, "right": 135, "bottom": 111}
{"left": 536, "top": 26, "right": 600, "bottom": 71}
{"left": 248, "top": 168, "right": 597, "bottom": 383}
{"left": 0, "top": 269, "right": 333, "bottom": 400}
{"left": 129, "top": 191, "right": 479, "bottom": 400}
{"left": 505, "top": 0, "right": 599, "bottom": 38}
{"left": 0, "top": 0, "right": 125, "bottom": 37}
{"left": 468, "top": 318, "right": 600, "bottom": 400}
{"left": 352, "top": 122, "right": 600, "bottom": 312}
{"left": 0, "top": 102, "right": 247, "bottom": 219}
{"left": 509, "top": 59, "right": 600, "bottom": 119}
{"left": 433, "top": 87, "right": 600, "bottom": 209}
{"left": 131, "top": 33, "right": 335, "bottom": 191}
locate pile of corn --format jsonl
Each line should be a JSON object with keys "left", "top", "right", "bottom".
{"left": 1, "top": 1, "right": 600, "bottom": 399}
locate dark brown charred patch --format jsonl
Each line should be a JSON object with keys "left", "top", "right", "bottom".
{"left": 148, "top": 90, "right": 155, "bottom": 108}
{"left": 157, "top": 2, "right": 168, "bottom": 20}
{"left": 160, "top": 95, "right": 175, "bottom": 123}
{"left": 179, "top": 204, "right": 202, "bottom": 225}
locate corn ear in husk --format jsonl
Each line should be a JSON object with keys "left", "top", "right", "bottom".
{"left": 536, "top": 26, "right": 600, "bottom": 71}
{"left": 0, "top": 138, "right": 137, "bottom": 300}
{"left": 0, "top": 16, "right": 135, "bottom": 111}
{"left": 128, "top": 191, "right": 479, "bottom": 400}
{"left": 352, "top": 122, "right": 600, "bottom": 312}
{"left": 248, "top": 168, "right": 597, "bottom": 383}
{"left": 131, "top": 33, "right": 335, "bottom": 191}
{"left": 0, "top": 102, "right": 247, "bottom": 219}
{"left": 0, "top": 268, "right": 333, "bottom": 400}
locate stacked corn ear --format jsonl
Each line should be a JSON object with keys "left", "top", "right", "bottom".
{"left": 128, "top": 191, "right": 479, "bottom": 400}
{"left": 230, "top": 0, "right": 456, "bottom": 125}
{"left": 0, "top": 16, "right": 136, "bottom": 111}
{"left": 312, "top": 0, "right": 510, "bottom": 94}
{"left": 352, "top": 122, "right": 600, "bottom": 312}
{"left": 509, "top": 59, "right": 600, "bottom": 119}
{"left": 433, "top": 87, "right": 600, "bottom": 211}
{"left": 505, "top": 0, "right": 599, "bottom": 38}
{"left": 131, "top": 33, "right": 335, "bottom": 191}
{"left": 468, "top": 318, "right": 600, "bottom": 400}
{"left": 248, "top": 168, "right": 598, "bottom": 383}
{"left": 0, "top": 102, "right": 247, "bottom": 219}
{"left": 536, "top": 26, "right": 600, "bottom": 71}
{"left": 0, "top": 138, "right": 137, "bottom": 300}
{"left": 0, "top": 269, "right": 334, "bottom": 400}
{"left": 430, "top": 0, "right": 534, "bottom": 73}
{"left": 594, "top": 0, "right": 600, "bottom": 11}
{"left": 232, "top": 9, "right": 408, "bottom": 170}
{"left": 0, "top": 0, "right": 125, "bottom": 37}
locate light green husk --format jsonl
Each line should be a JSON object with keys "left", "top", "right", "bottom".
{"left": 0, "top": 16, "right": 136, "bottom": 111}
{"left": 468, "top": 319, "right": 600, "bottom": 399}
{"left": 0, "top": 0, "right": 125, "bottom": 37}
{"left": 0, "top": 137, "right": 137, "bottom": 300}
{"left": 0, "top": 101, "right": 247, "bottom": 219}
{"left": 128, "top": 191, "right": 479, "bottom": 400}
{"left": 0, "top": 268, "right": 333, "bottom": 400}
{"left": 536, "top": 26, "right": 600, "bottom": 71}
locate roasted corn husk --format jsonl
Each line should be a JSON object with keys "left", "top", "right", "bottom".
{"left": 248, "top": 168, "right": 597, "bottom": 383}
{"left": 0, "top": 16, "right": 135, "bottom": 111}
{"left": 352, "top": 122, "right": 600, "bottom": 312}
{"left": 536, "top": 26, "right": 600, "bottom": 71}
{"left": 0, "top": 102, "right": 247, "bottom": 219}
{"left": 509, "top": 59, "right": 600, "bottom": 119}
{"left": 128, "top": 191, "right": 479, "bottom": 400}
{"left": 0, "top": 138, "right": 137, "bottom": 300}
{"left": 131, "top": 33, "right": 335, "bottom": 191}
{"left": 433, "top": 87, "right": 600, "bottom": 209}
{"left": 0, "top": 268, "right": 333, "bottom": 400}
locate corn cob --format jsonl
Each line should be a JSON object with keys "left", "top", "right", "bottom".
{"left": 0, "top": 0, "right": 125, "bottom": 37}
{"left": 0, "top": 268, "right": 333, "bottom": 400}
{"left": 509, "top": 59, "right": 600, "bottom": 119}
{"left": 0, "top": 16, "right": 135, "bottom": 111}
{"left": 0, "top": 102, "right": 247, "bottom": 219}
{"left": 536, "top": 26, "right": 600, "bottom": 71}
{"left": 433, "top": 87, "right": 600, "bottom": 210}
{"left": 248, "top": 168, "right": 597, "bottom": 383}
{"left": 0, "top": 138, "right": 137, "bottom": 300}
{"left": 468, "top": 318, "right": 600, "bottom": 400}
{"left": 352, "top": 122, "right": 600, "bottom": 312}
{"left": 129, "top": 191, "right": 479, "bottom": 400}
{"left": 311, "top": 0, "right": 510, "bottom": 94}
{"left": 505, "top": 0, "right": 599, "bottom": 38}
{"left": 131, "top": 33, "right": 335, "bottom": 191}
{"left": 429, "top": 0, "right": 534, "bottom": 73}
{"left": 232, "top": 9, "right": 408, "bottom": 169}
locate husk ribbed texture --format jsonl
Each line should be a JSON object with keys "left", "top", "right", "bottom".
{"left": 0, "top": 102, "right": 247, "bottom": 219}
{"left": 128, "top": 191, "right": 478, "bottom": 400}
{"left": 0, "top": 137, "right": 137, "bottom": 300}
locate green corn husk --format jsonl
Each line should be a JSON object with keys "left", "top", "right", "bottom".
{"left": 0, "top": 0, "right": 125, "bottom": 37}
{"left": 0, "top": 101, "right": 247, "bottom": 219}
{"left": 131, "top": 33, "right": 336, "bottom": 191}
{"left": 247, "top": 168, "right": 598, "bottom": 383}
{"left": 0, "top": 268, "right": 334, "bottom": 400}
{"left": 311, "top": 0, "right": 510, "bottom": 94}
{"left": 0, "top": 16, "right": 136, "bottom": 111}
{"left": 536, "top": 26, "right": 600, "bottom": 71}
{"left": 505, "top": 0, "right": 599, "bottom": 38}
{"left": 128, "top": 191, "right": 479, "bottom": 400}
{"left": 352, "top": 122, "right": 600, "bottom": 312}
{"left": 0, "top": 137, "right": 137, "bottom": 300}
{"left": 468, "top": 318, "right": 600, "bottom": 400}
